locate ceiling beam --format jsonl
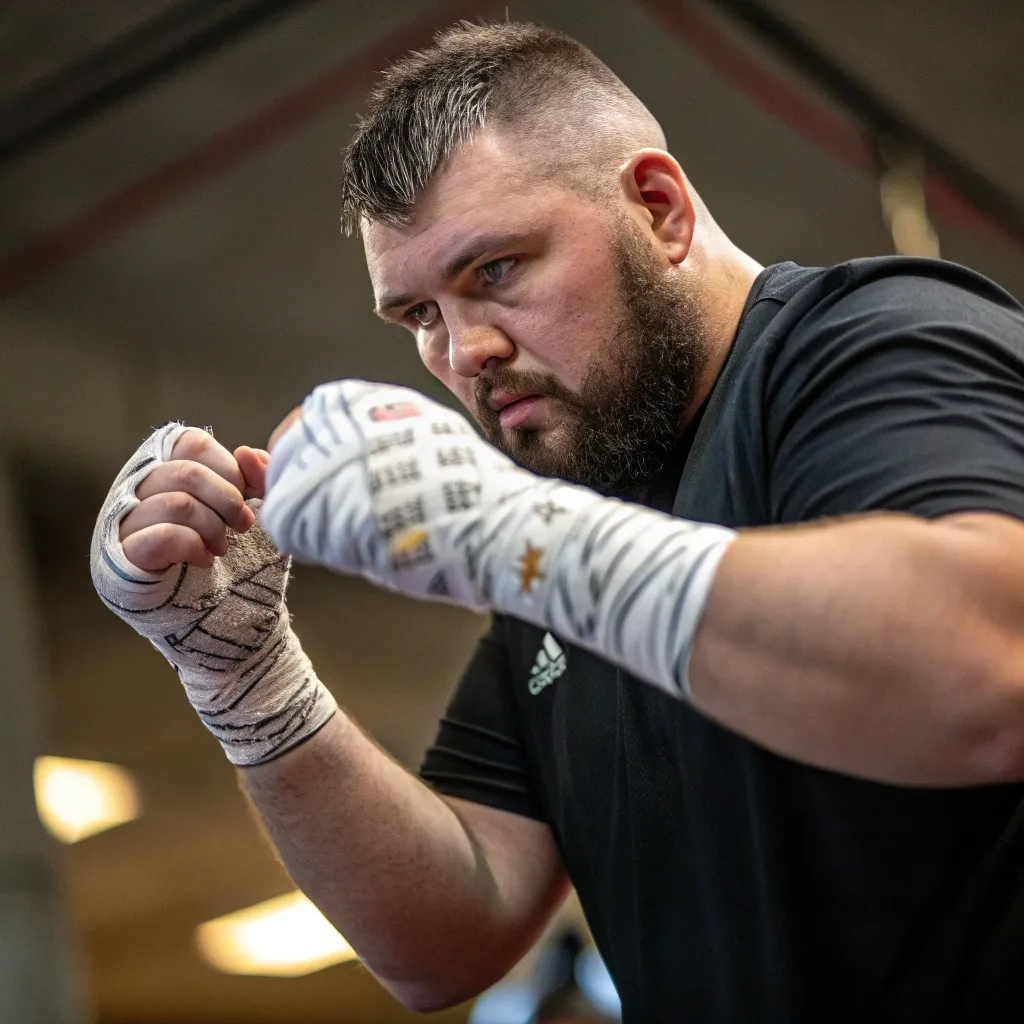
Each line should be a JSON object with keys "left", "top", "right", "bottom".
{"left": 0, "top": 0, "right": 495, "bottom": 300}
{"left": 0, "top": 0, "right": 327, "bottom": 167}
{"left": 637, "top": 0, "right": 1024, "bottom": 253}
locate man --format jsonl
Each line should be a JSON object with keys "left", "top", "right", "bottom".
{"left": 91, "top": 22, "right": 1024, "bottom": 1023}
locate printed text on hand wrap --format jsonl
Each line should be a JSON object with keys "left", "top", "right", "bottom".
{"left": 260, "top": 381, "right": 736, "bottom": 700}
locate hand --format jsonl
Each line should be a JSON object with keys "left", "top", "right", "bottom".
{"left": 90, "top": 422, "right": 337, "bottom": 765}
{"left": 258, "top": 381, "right": 736, "bottom": 707}
{"left": 119, "top": 429, "right": 270, "bottom": 571}
{"left": 258, "top": 380, "right": 579, "bottom": 611}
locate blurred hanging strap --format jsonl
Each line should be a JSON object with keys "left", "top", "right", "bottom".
{"left": 638, "top": 0, "right": 1024, "bottom": 254}
{"left": 0, "top": 0, "right": 325, "bottom": 166}
{"left": 878, "top": 137, "right": 941, "bottom": 259}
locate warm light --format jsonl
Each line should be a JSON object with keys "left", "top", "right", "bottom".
{"left": 33, "top": 756, "right": 141, "bottom": 843}
{"left": 196, "top": 891, "right": 357, "bottom": 977}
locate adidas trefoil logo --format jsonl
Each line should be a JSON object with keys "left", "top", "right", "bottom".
{"left": 529, "top": 633, "right": 567, "bottom": 695}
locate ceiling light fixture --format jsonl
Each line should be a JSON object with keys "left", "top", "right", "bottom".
{"left": 196, "top": 890, "right": 357, "bottom": 977}
{"left": 33, "top": 755, "right": 141, "bottom": 844}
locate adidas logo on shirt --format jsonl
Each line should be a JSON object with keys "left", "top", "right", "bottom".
{"left": 529, "top": 633, "right": 567, "bottom": 695}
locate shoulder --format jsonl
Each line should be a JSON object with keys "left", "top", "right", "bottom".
{"left": 758, "top": 261, "right": 1024, "bottom": 523}
{"left": 715, "top": 257, "right": 1022, "bottom": 398}
{"left": 765, "top": 258, "right": 1024, "bottom": 395}
{"left": 784, "top": 256, "right": 1023, "bottom": 341}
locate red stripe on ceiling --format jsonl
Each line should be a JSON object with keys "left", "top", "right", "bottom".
{"left": 637, "top": 0, "right": 875, "bottom": 171}
{"left": 0, "top": 0, "right": 1018, "bottom": 300}
{"left": 0, "top": 0, "right": 495, "bottom": 299}
{"left": 636, "top": 0, "right": 1022, "bottom": 255}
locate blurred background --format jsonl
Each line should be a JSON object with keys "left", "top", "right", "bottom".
{"left": 0, "top": 0, "right": 1020, "bottom": 1021}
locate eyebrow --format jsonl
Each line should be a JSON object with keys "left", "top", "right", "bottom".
{"left": 374, "top": 231, "right": 529, "bottom": 319}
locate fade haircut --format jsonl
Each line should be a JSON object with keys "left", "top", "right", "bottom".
{"left": 340, "top": 21, "right": 665, "bottom": 235}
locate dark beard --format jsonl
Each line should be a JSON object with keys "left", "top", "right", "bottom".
{"left": 475, "top": 221, "right": 710, "bottom": 498}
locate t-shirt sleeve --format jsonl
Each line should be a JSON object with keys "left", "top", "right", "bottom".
{"left": 419, "top": 614, "right": 544, "bottom": 821}
{"left": 767, "top": 270, "right": 1024, "bottom": 523}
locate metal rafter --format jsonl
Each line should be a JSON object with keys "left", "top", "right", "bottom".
{"left": 0, "top": 0, "right": 325, "bottom": 166}
{"left": 701, "top": 0, "right": 1024, "bottom": 245}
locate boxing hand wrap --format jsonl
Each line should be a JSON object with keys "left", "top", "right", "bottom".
{"left": 261, "top": 381, "right": 737, "bottom": 700}
{"left": 91, "top": 424, "right": 337, "bottom": 765}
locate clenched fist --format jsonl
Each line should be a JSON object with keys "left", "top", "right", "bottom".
{"left": 259, "top": 380, "right": 736, "bottom": 701}
{"left": 259, "top": 380, "right": 549, "bottom": 612}
{"left": 118, "top": 428, "right": 265, "bottom": 570}
{"left": 91, "top": 423, "right": 336, "bottom": 766}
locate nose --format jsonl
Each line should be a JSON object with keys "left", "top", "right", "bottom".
{"left": 448, "top": 322, "right": 514, "bottom": 378}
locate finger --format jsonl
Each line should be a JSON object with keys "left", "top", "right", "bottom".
{"left": 122, "top": 523, "right": 214, "bottom": 572}
{"left": 268, "top": 407, "right": 302, "bottom": 453}
{"left": 170, "top": 428, "right": 246, "bottom": 493}
{"left": 120, "top": 491, "right": 229, "bottom": 556}
{"left": 136, "top": 461, "right": 254, "bottom": 533}
{"left": 234, "top": 446, "right": 267, "bottom": 500}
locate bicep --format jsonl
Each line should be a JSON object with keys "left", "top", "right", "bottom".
{"left": 445, "top": 796, "right": 569, "bottom": 938}
{"left": 423, "top": 616, "right": 567, "bottom": 960}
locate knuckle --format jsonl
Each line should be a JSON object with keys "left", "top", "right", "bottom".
{"left": 148, "top": 524, "right": 176, "bottom": 548}
{"left": 127, "top": 528, "right": 168, "bottom": 568}
{"left": 133, "top": 463, "right": 171, "bottom": 499}
{"left": 172, "top": 428, "right": 210, "bottom": 461}
{"left": 163, "top": 491, "right": 195, "bottom": 519}
{"left": 176, "top": 460, "right": 204, "bottom": 491}
{"left": 137, "top": 529, "right": 166, "bottom": 559}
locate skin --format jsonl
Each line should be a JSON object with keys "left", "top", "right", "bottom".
{"left": 364, "top": 134, "right": 758, "bottom": 460}
{"left": 117, "top": 127, "right": 1024, "bottom": 1010}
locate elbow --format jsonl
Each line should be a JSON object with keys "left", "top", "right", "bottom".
{"left": 386, "top": 977, "right": 489, "bottom": 1015}
{"left": 378, "top": 955, "right": 512, "bottom": 1015}
{"left": 951, "top": 638, "right": 1024, "bottom": 784}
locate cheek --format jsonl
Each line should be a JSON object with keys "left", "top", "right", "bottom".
{"left": 515, "top": 261, "right": 619, "bottom": 378}
{"left": 416, "top": 329, "right": 447, "bottom": 376}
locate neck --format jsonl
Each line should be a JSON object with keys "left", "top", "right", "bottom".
{"left": 684, "top": 238, "right": 763, "bottom": 424}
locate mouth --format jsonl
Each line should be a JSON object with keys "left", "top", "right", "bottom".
{"left": 493, "top": 394, "right": 543, "bottom": 430}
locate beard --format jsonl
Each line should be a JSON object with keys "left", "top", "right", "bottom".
{"left": 474, "top": 219, "right": 711, "bottom": 498}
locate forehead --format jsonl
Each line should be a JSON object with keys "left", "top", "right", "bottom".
{"left": 362, "top": 132, "right": 560, "bottom": 288}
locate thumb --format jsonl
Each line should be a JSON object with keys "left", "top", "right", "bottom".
{"left": 235, "top": 446, "right": 268, "bottom": 500}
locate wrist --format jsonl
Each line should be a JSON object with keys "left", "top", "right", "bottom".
{"left": 184, "top": 625, "right": 338, "bottom": 767}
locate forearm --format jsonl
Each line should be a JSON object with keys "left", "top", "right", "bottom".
{"left": 241, "top": 711, "right": 565, "bottom": 1010}
{"left": 689, "top": 513, "right": 1024, "bottom": 785}
{"left": 260, "top": 382, "right": 1024, "bottom": 786}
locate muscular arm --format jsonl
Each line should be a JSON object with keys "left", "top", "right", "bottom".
{"left": 262, "top": 275, "right": 1024, "bottom": 791}
{"left": 689, "top": 511, "right": 1024, "bottom": 785}
{"left": 92, "top": 427, "right": 567, "bottom": 1011}
{"left": 687, "top": 274, "right": 1024, "bottom": 784}
{"left": 242, "top": 712, "right": 568, "bottom": 1012}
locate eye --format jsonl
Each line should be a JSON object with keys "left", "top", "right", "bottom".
{"left": 405, "top": 300, "right": 440, "bottom": 327}
{"left": 477, "top": 257, "right": 517, "bottom": 286}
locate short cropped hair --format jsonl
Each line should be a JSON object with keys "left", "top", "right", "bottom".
{"left": 340, "top": 21, "right": 664, "bottom": 235}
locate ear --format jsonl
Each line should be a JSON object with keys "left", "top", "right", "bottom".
{"left": 619, "top": 149, "right": 696, "bottom": 264}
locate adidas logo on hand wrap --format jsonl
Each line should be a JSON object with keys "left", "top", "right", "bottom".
{"left": 529, "top": 633, "right": 567, "bottom": 695}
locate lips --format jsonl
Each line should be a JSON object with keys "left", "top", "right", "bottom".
{"left": 487, "top": 390, "right": 534, "bottom": 413}
{"left": 497, "top": 395, "right": 543, "bottom": 429}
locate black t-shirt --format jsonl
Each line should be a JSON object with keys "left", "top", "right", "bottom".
{"left": 420, "top": 257, "right": 1024, "bottom": 1023}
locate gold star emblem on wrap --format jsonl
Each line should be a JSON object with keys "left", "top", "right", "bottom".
{"left": 389, "top": 528, "right": 432, "bottom": 570}
{"left": 518, "top": 542, "right": 546, "bottom": 593}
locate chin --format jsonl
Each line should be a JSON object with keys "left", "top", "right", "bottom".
{"left": 507, "top": 429, "right": 576, "bottom": 482}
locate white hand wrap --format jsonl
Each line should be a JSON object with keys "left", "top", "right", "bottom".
{"left": 261, "top": 382, "right": 737, "bottom": 700}
{"left": 91, "top": 423, "right": 337, "bottom": 765}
